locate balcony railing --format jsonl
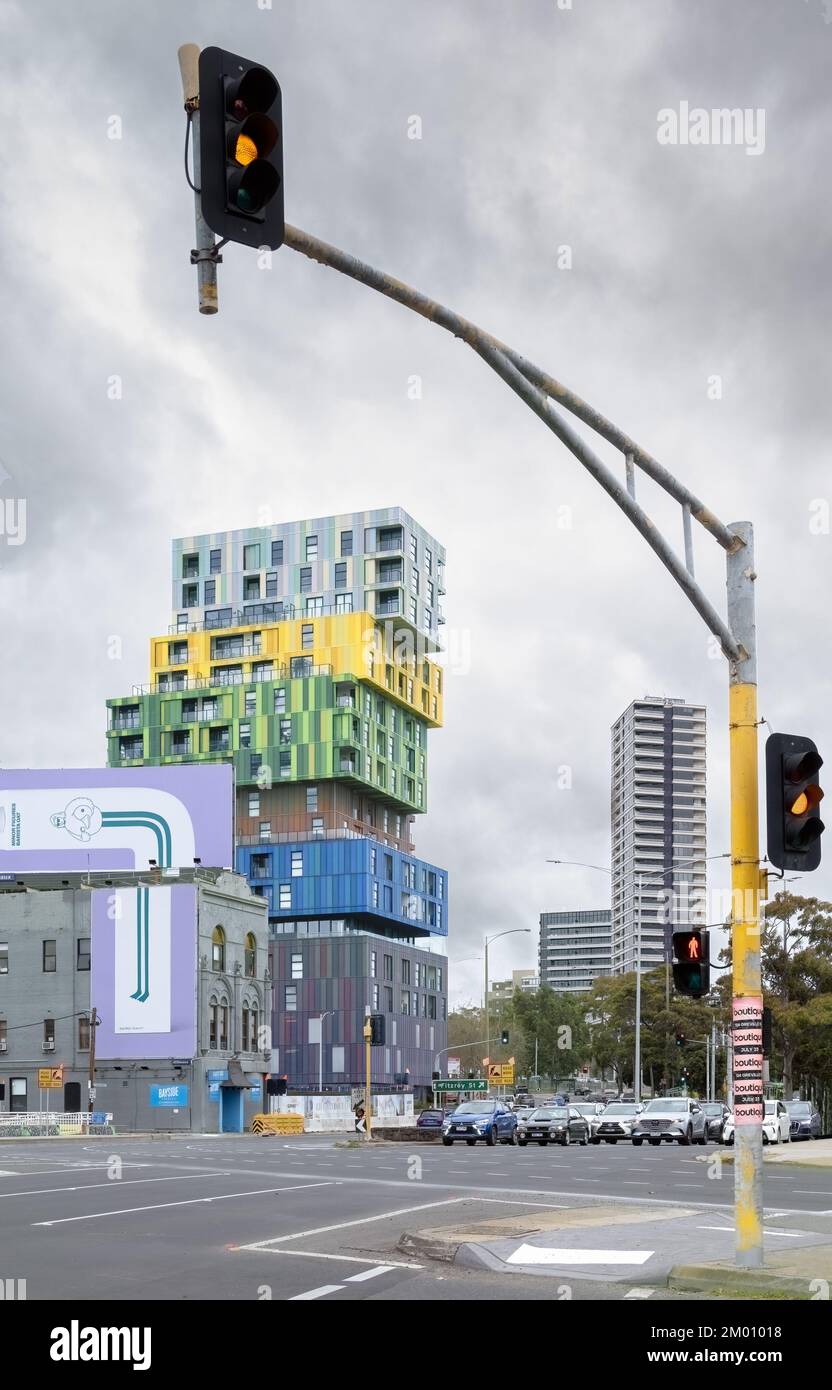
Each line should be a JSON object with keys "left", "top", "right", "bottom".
{"left": 211, "top": 642, "right": 263, "bottom": 659}
{"left": 376, "top": 599, "right": 400, "bottom": 616}
{"left": 134, "top": 664, "right": 334, "bottom": 696}
{"left": 110, "top": 715, "right": 141, "bottom": 731}
{"left": 168, "top": 602, "right": 358, "bottom": 635}
{"left": 236, "top": 828, "right": 416, "bottom": 850}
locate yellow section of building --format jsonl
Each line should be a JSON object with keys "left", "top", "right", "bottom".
{"left": 150, "top": 610, "right": 443, "bottom": 727}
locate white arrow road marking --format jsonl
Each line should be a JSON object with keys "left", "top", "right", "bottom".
{"left": 507, "top": 1245, "right": 654, "bottom": 1266}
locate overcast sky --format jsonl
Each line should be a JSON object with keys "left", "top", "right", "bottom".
{"left": 1, "top": 0, "right": 830, "bottom": 1007}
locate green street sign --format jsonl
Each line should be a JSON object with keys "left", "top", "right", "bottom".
{"left": 432, "top": 1079, "right": 488, "bottom": 1093}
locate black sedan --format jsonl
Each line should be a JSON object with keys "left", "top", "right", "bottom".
{"left": 517, "top": 1106, "right": 590, "bottom": 1147}
{"left": 787, "top": 1100, "right": 822, "bottom": 1141}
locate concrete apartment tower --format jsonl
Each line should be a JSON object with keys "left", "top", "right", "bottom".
{"left": 610, "top": 696, "right": 706, "bottom": 975}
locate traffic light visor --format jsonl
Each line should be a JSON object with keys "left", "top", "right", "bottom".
{"left": 227, "top": 65, "right": 279, "bottom": 119}
{"left": 785, "top": 750, "right": 823, "bottom": 783}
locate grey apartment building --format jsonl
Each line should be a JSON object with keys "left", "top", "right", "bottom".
{"left": 538, "top": 910, "right": 612, "bottom": 993}
{"left": 610, "top": 696, "right": 707, "bottom": 975}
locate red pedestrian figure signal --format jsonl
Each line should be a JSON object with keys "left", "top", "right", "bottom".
{"left": 671, "top": 930, "right": 709, "bottom": 997}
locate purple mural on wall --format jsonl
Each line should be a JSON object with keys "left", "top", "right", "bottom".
{"left": 0, "top": 766, "right": 233, "bottom": 873}
{"left": 91, "top": 884, "right": 198, "bottom": 1060}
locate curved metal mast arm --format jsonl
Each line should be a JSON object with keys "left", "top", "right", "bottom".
{"left": 283, "top": 223, "right": 742, "bottom": 661}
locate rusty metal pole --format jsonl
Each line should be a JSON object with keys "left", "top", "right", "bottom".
{"left": 178, "top": 44, "right": 218, "bottom": 315}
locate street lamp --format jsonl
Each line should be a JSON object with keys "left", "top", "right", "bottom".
{"left": 484, "top": 929, "right": 531, "bottom": 1062}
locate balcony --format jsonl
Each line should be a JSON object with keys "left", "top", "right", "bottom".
{"left": 211, "top": 641, "right": 263, "bottom": 659}
{"left": 377, "top": 529, "right": 403, "bottom": 553}
{"left": 376, "top": 592, "right": 400, "bottom": 617}
{"left": 110, "top": 713, "right": 141, "bottom": 731}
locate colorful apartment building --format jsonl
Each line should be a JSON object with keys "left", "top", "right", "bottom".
{"left": 105, "top": 508, "right": 449, "bottom": 1090}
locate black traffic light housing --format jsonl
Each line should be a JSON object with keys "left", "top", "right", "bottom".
{"left": 500, "top": 1030, "right": 510, "bottom": 1045}
{"left": 672, "top": 929, "right": 710, "bottom": 998}
{"left": 369, "top": 1013, "right": 385, "bottom": 1046}
{"left": 198, "top": 46, "right": 284, "bottom": 249}
{"left": 675, "top": 1031, "right": 686, "bottom": 1048}
{"left": 766, "top": 732, "right": 824, "bottom": 872}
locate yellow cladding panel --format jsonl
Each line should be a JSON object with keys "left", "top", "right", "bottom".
{"left": 150, "top": 611, "right": 443, "bottom": 727}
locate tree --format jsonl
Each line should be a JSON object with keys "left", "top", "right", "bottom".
{"left": 508, "top": 986, "right": 591, "bottom": 1081}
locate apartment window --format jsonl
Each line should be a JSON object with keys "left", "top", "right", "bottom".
{"left": 300, "top": 566, "right": 312, "bottom": 592}
{"left": 385, "top": 853, "right": 393, "bottom": 880}
{"left": 285, "top": 986, "right": 297, "bottom": 1012}
{"left": 244, "top": 543, "right": 261, "bottom": 570}
{"left": 77, "top": 938, "right": 91, "bottom": 971}
{"left": 414, "top": 962, "right": 421, "bottom": 988}
{"left": 425, "top": 547, "right": 432, "bottom": 574}
{"left": 1, "top": 942, "right": 10, "bottom": 974}
{"left": 210, "top": 548, "right": 222, "bottom": 574}
{"left": 335, "top": 593, "right": 353, "bottom": 613}
{"left": 44, "top": 1018, "right": 55, "bottom": 1047}
{"left": 209, "top": 727, "right": 230, "bottom": 753}
{"left": 280, "top": 718, "right": 292, "bottom": 744}
{"left": 239, "top": 721, "right": 251, "bottom": 748}
{"left": 306, "top": 785, "right": 318, "bottom": 812}
{"left": 340, "top": 530, "right": 353, "bottom": 556}
{"left": 211, "top": 926, "right": 226, "bottom": 972}
{"left": 401, "top": 990, "right": 410, "bottom": 1015}
{"left": 244, "top": 575, "right": 260, "bottom": 600}
{"left": 290, "top": 953, "right": 303, "bottom": 980}
{"left": 43, "top": 940, "right": 57, "bottom": 973}
{"left": 248, "top": 791, "right": 260, "bottom": 818}
{"left": 279, "top": 751, "right": 291, "bottom": 778}
{"left": 372, "top": 984, "right": 380, "bottom": 1011}
{"left": 402, "top": 959, "right": 411, "bottom": 985}
{"left": 171, "top": 730, "right": 190, "bottom": 756}
{"left": 305, "top": 596, "right": 323, "bottom": 618}
{"left": 241, "top": 1007, "right": 251, "bottom": 1052}
{"left": 306, "top": 535, "right": 318, "bottom": 561}
{"left": 301, "top": 623, "right": 314, "bottom": 649}
{"left": 220, "top": 1005, "right": 229, "bottom": 1050}
{"left": 370, "top": 847, "right": 377, "bottom": 874}
{"left": 259, "top": 821, "right": 271, "bottom": 842}
{"left": 372, "top": 882, "right": 379, "bottom": 909}
{"left": 265, "top": 571, "right": 279, "bottom": 598}
{"left": 78, "top": 1015, "right": 91, "bottom": 1051}
{"left": 204, "top": 607, "right": 232, "bottom": 630}
{"left": 408, "top": 596, "right": 417, "bottom": 625}
{"left": 384, "top": 985, "right": 393, "bottom": 1013}
{"left": 200, "top": 578, "right": 215, "bottom": 607}
{"left": 370, "top": 950, "right": 377, "bottom": 978}
{"left": 209, "top": 1002, "right": 218, "bottom": 1050}
{"left": 182, "top": 552, "right": 199, "bottom": 578}
{"left": 383, "top": 954, "right": 393, "bottom": 981}
{"left": 334, "top": 562, "right": 347, "bottom": 589}
{"left": 291, "top": 851, "right": 303, "bottom": 877}
{"left": 279, "top": 884, "right": 291, "bottom": 909}
{"left": 384, "top": 885, "right": 393, "bottom": 912}
{"left": 245, "top": 933, "right": 257, "bottom": 977}
{"left": 410, "top": 535, "right": 418, "bottom": 563}
{"left": 311, "top": 817, "right": 324, "bottom": 836}
{"left": 331, "top": 1045, "right": 345, "bottom": 1073}
{"left": 271, "top": 539, "right": 283, "bottom": 566}
{"left": 274, "top": 687, "right": 286, "bottom": 714}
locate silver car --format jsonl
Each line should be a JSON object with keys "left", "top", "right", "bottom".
{"left": 571, "top": 1101, "right": 606, "bottom": 1138}
{"left": 632, "top": 1098, "right": 707, "bottom": 1146}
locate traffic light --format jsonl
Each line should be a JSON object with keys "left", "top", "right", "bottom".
{"left": 766, "top": 732, "right": 824, "bottom": 872}
{"left": 675, "top": 1031, "right": 686, "bottom": 1049}
{"left": 266, "top": 1075, "right": 287, "bottom": 1096}
{"left": 369, "top": 1013, "right": 385, "bottom": 1046}
{"left": 672, "top": 929, "right": 710, "bottom": 998}
{"left": 198, "top": 47, "right": 284, "bottom": 249}
{"left": 500, "top": 1030, "right": 510, "bottom": 1045}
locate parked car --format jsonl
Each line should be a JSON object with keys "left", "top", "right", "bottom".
{"left": 416, "top": 1108, "right": 447, "bottom": 1129}
{"left": 594, "top": 1102, "right": 642, "bottom": 1144}
{"left": 512, "top": 1106, "right": 539, "bottom": 1127}
{"left": 571, "top": 1101, "right": 606, "bottom": 1138}
{"left": 722, "top": 1102, "right": 790, "bottom": 1146}
{"left": 763, "top": 1099, "right": 791, "bottom": 1144}
{"left": 700, "top": 1102, "right": 730, "bottom": 1141}
{"left": 787, "top": 1100, "right": 822, "bottom": 1141}
{"left": 631, "top": 1098, "right": 707, "bottom": 1146}
{"left": 441, "top": 1100, "right": 518, "bottom": 1147}
{"left": 517, "top": 1105, "right": 590, "bottom": 1147}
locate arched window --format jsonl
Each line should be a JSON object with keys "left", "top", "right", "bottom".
{"left": 211, "top": 926, "right": 225, "bottom": 972}
{"left": 244, "top": 932, "right": 257, "bottom": 978}
{"left": 209, "top": 996, "right": 219, "bottom": 1050}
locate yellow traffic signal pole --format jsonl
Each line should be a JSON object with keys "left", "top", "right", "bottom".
{"left": 363, "top": 1016, "right": 372, "bottom": 1143}
{"left": 185, "top": 205, "right": 766, "bottom": 1263}
{"left": 726, "top": 521, "right": 764, "bottom": 1267}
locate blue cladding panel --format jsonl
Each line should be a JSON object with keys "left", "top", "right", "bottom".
{"left": 236, "top": 837, "right": 448, "bottom": 937}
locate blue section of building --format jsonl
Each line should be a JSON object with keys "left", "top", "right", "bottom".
{"left": 236, "top": 837, "right": 448, "bottom": 938}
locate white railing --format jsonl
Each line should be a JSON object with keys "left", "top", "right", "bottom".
{"left": 0, "top": 1111, "right": 114, "bottom": 1136}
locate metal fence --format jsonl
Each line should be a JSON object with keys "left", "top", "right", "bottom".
{"left": 0, "top": 1111, "right": 114, "bottom": 1137}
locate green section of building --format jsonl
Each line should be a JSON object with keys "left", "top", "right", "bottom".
{"left": 107, "top": 671, "right": 428, "bottom": 812}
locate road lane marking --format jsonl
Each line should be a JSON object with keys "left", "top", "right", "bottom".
{"left": 345, "top": 1265, "right": 397, "bottom": 1283}
{"left": 32, "top": 1182, "right": 333, "bottom": 1227}
{"left": 0, "top": 1173, "right": 232, "bottom": 1200}
{"left": 250, "top": 1249, "right": 422, "bottom": 1269}
{"left": 508, "top": 1244, "right": 653, "bottom": 1266}
{"left": 625, "top": 1288, "right": 656, "bottom": 1298}
{"left": 290, "top": 1284, "right": 343, "bottom": 1301}
{"left": 697, "top": 1225, "right": 807, "bottom": 1238}
{"left": 240, "top": 1198, "right": 466, "bottom": 1249}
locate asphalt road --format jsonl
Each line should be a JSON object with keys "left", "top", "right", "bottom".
{"left": 1, "top": 1134, "right": 830, "bottom": 1302}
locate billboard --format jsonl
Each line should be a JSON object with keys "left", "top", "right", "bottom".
{"left": 91, "top": 884, "right": 198, "bottom": 1059}
{"left": 0, "top": 766, "right": 233, "bottom": 873}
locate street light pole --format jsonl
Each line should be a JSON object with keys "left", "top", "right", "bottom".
{"left": 483, "top": 928, "right": 532, "bottom": 1069}
{"left": 317, "top": 1011, "right": 334, "bottom": 1094}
